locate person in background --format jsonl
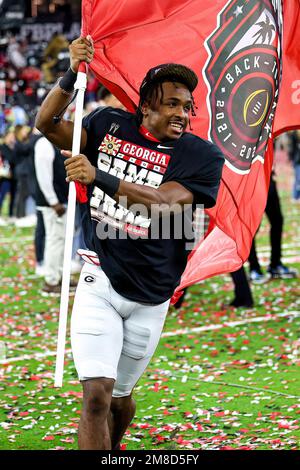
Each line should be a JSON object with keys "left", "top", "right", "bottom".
{"left": 85, "top": 71, "right": 100, "bottom": 103}
{"left": 229, "top": 267, "right": 254, "bottom": 308}
{"left": 32, "top": 127, "right": 84, "bottom": 278}
{"left": 248, "top": 171, "right": 297, "bottom": 283}
{"left": 12, "top": 124, "right": 36, "bottom": 224}
{"left": 175, "top": 266, "right": 254, "bottom": 311}
{"left": 34, "top": 135, "right": 70, "bottom": 294}
{"left": 228, "top": 167, "right": 298, "bottom": 309}
{"left": 28, "top": 128, "right": 46, "bottom": 276}
{"left": 42, "top": 33, "right": 69, "bottom": 84}
{"left": 288, "top": 130, "right": 300, "bottom": 203}
{"left": 98, "top": 86, "right": 127, "bottom": 110}
{"left": 0, "top": 128, "right": 15, "bottom": 224}
{"left": 34, "top": 209, "right": 46, "bottom": 276}
{"left": 7, "top": 36, "right": 26, "bottom": 70}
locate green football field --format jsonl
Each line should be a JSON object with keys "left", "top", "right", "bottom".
{"left": 0, "top": 168, "right": 299, "bottom": 450}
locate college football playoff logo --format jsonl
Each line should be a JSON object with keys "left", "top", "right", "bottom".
{"left": 204, "top": 0, "right": 282, "bottom": 174}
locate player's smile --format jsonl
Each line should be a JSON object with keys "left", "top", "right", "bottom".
{"left": 168, "top": 120, "right": 185, "bottom": 135}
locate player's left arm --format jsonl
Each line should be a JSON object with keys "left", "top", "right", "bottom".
{"left": 62, "top": 151, "right": 194, "bottom": 210}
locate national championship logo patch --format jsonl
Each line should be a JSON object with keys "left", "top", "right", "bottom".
{"left": 204, "top": 0, "right": 283, "bottom": 174}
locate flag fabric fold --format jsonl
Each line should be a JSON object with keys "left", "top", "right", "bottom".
{"left": 75, "top": 181, "right": 88, "bottom": 203}
{"left": 80, "top": 0, "right": 300, "bottom": 301}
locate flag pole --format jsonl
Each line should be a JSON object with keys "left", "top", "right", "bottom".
{"left": 54, "top": 69, "right": 87, "bottom": 388}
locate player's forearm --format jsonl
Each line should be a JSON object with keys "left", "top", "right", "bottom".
{"left": 93, "top": 168, "right": 166, "bottom": 209}
{"left": 95, "top": 170, "right": 190, "bottom": 213}
{"left": 115, "top": 179, "right": 168, "bottom": 210}
{"left": 35, "top": 84, "right": 72, "bottom": 136}
{"left": 64, "top": 154, "right": 193, "bottom": 210}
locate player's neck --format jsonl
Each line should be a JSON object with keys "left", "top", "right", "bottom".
{"left": 139, "top": 125, "right": 161, "bottom": 142}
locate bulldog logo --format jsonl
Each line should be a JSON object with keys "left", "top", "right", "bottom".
{"left": 204, "top": 0, "right": 282, "bottom": 174}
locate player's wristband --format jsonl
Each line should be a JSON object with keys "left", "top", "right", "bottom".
{"left": 59, "top": 67, "right": 77, "bottom": 93}
{"left": 94, "top": 169, "right": 120, "bottom": 198}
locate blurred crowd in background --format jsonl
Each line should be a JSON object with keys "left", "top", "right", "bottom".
{"left": 0, "top": 29, "right": 125, "bottom": 228}
{"left": 0, "top": 1, "right": 128, "bottom": 293}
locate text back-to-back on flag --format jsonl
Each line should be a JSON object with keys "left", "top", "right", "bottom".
{"left": 81, "top": 0, "right": 300, "bottom": 302}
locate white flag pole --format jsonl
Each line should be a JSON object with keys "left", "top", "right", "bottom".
{"left": 54, "top": 70, "right": 87, "bottom": 388}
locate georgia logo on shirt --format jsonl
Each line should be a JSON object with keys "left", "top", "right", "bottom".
{"left": 90, "top": 134, "right": 171, "bottom": 236}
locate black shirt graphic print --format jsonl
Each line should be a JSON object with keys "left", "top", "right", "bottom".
{"left": 81, "top": 107, "right": 224, "bottom": 304}
{"left": 91, "top": 131, "right": 170, "bottom": 237}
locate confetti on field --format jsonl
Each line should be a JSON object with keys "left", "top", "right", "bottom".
{"left": 0, "top": 184, "right": 299, "bottom": 450}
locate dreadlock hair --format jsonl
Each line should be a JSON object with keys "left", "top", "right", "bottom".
{"left": 136, "top": 80, "right": 197, "bottom": 130}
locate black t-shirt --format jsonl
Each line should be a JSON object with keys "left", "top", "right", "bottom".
{"left": 81, "top": 107, "right": 224, "bottom": 304}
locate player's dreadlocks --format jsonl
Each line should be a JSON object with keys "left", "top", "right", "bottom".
{"left": 136, "top": 80, "right": 197, "bottom": 130}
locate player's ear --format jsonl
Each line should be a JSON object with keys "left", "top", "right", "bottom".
{"left": 141, "top": 100, "right": 150, "bottom": 117}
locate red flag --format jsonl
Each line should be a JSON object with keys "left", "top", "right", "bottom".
{"left": 81, "top": 0, "right": 300, "bottom": 301}
{"left": 273, "top": 0, "right": 300, "bottom": 136}
{"left": 75, "top": 181, "right": 88, "bottom": 203}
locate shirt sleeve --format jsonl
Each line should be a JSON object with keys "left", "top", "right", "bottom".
{"left": 172, "top": 139, "right": 225, "bottom": 208}
{"left": 34, "top": 137, "right": 58, "bottom": 206}
{"left": 82, "top": 106, "right": 108, "bottom": 154}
